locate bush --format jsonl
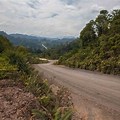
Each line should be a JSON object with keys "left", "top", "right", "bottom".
{"left": 6, "top": 51, "right": 30, "bottom": 74}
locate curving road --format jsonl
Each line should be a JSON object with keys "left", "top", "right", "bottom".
{"left": 34, "top": 60, "right": 120, "bottom": 120}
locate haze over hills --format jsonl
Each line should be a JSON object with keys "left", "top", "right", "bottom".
{"left": 0, "top": 31, "right": 75, "bottom": 51}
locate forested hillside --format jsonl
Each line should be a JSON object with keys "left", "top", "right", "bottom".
{"left": 0, "top": 31, "right": 75, "bottom": 51}
{"left": 58, "top": 10, "right": 120, "bottom": 75}
{"left": 39, "top": 38, "right": 80, "bottom": 59}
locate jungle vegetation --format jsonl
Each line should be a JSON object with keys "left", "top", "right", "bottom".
{"left": 57, "top": 10, "right": 120, "bottom": 75}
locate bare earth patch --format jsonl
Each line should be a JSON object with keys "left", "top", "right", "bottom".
{"left": 0, "top": 80, "right": 39, "bottom": 120}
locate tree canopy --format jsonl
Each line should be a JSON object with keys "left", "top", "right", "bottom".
{"left": 58, "top": 9, "right": 120, "bottom": 75}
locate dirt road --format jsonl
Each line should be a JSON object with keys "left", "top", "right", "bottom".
{"left": 34, "top": 61, "right": 120, "bottom": 120}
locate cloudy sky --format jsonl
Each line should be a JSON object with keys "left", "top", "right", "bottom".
{"left": 0, "top": 0, "right": 120, "bottom": 37}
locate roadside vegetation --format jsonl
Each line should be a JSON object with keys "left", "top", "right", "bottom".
{"left": 0, "top": 35, "right": 72, "bottom": 120}
{"left": 57, "top": 10, "right": 120, "bottom": 75}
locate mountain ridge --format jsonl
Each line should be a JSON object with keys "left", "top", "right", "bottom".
{"left": 0, "top": 31, "right": 75, "bottom": 50}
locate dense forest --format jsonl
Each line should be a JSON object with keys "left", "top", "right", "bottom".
{"left": 0, "top": 36, "right": 72, "bottom": 119}
{"left": 57, "top": 9, "right": 120, "bottom": 75}
{"left": 38, "top": 38, "right": 80, "bottom": 59}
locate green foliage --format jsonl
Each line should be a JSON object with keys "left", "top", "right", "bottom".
{"left": 28, "top": 55, "right": 48, "bottom": 64}
{"left": 40, "top": 95, "right": 51, "bottom": 105}
{"left": 95, "top": 10, "right": 109, "bottom": 36}
{"left": 32, "top": 109, "right": 47, "bottom": 119}
{"left": 80, "top": 20, "right": 96, "bottom": 46}
{"left": 37, "top": 38, "right": 78, "bottom": 60}
{"left": 24, "top": 74, "right": 50, "bottom": 97}
{"left": 7, "top": 51, "right": 30, "bottom": 74}
{"left": 54, "top": 108, "right": 72, "bottom": 120}
{"left": 0, "top": 36, "right": 17, "bottom": 79}
{"left": 0, "top": 55, "right": 17, "bottom": 71}
{"left": 22, "top": 72, "right": 72, "bottom": 120}
{"left": 0, "top": 35, "right": 12, "bottom": 53}
{"left": 0, "top": 35, "right": 31, "bottom": 79}
{"left": 0, "top": 54, "right": 17, "bottom": 79}
{"left": 58, "top": 9, "right": 120, "bottom": 75}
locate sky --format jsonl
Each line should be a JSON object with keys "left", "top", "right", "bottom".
{"left": 0, "top": 0, "right": 120, "bottom": 37}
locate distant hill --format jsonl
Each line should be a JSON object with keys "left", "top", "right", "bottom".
{"left": 0, "top": 31, "right": 75, "bottom": 50}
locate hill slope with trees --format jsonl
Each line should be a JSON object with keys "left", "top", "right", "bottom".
{"left": 58, "top": 9, "right": 120, "bottom": 75}
{"left": 0, "top": 31, "right": 75, "bottom": 51}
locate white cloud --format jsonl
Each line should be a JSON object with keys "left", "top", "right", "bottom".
{"left": 0, "top": 0, "right": 120, "bottom": 37}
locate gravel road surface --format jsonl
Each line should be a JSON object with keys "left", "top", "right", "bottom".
{"left": 34, "top": 61, "right": 120, "bottom": 120}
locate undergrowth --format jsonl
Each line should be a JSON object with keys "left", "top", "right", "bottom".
{"left": 14, "top": 69, "right": 73, "bottom": 120}
{"left": 0, "top": 66, "right": 73, "bottom": 119}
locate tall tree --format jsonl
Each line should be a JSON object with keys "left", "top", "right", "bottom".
{"left": 95, "top": 10, "right": 109, "bottom": 36}
{"left": 80, "top": 20, "right": 96, "bottom": 47}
